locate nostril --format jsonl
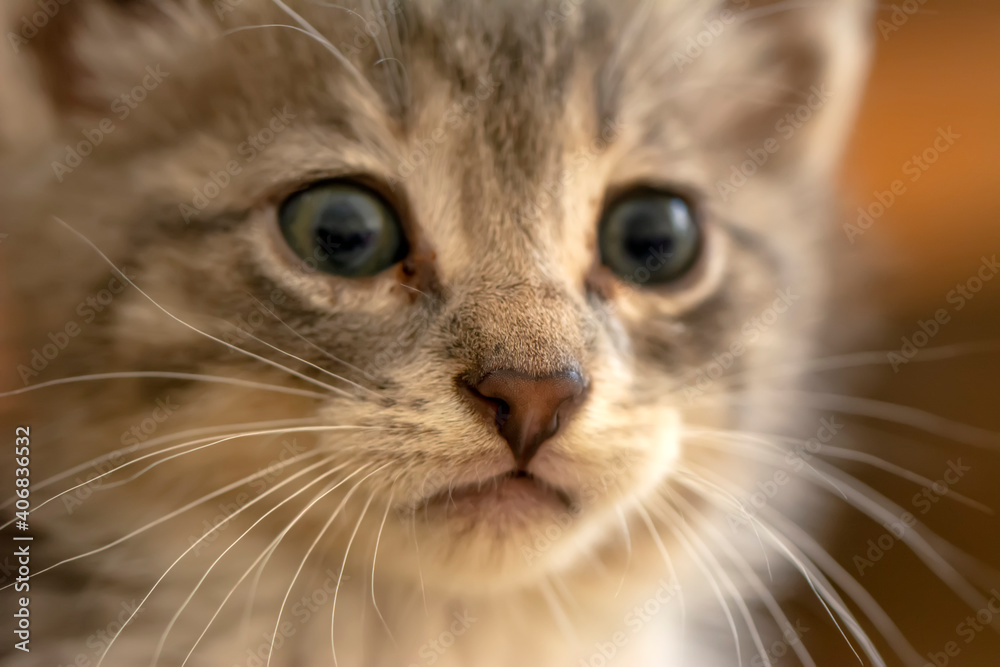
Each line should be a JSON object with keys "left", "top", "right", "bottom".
{"left": 459, "top": 380, "right": 508, "bottom": 430}
{"left": 494, "top": 399, "right": 511, "bottom": 429}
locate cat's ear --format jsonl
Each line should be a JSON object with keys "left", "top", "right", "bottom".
{"left": 690, "top": 0, "right": 875, "bottom": 179}
{"left": 0, "top": 0, "right": 218, "bottom": 150}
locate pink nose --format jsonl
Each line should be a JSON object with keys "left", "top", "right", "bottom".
{"left": 463, "top": 370, "right": 589, "bottom": 467}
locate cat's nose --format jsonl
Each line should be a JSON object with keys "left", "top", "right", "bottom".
{"left": 463, "top": 370, "right": 589, "bottom": 467}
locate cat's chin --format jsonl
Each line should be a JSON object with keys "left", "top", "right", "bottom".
{"left": 376, "top": 480, "right": 621, "bottom": 594}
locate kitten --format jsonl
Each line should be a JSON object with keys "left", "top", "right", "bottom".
{"left": 0, "top": 0, "right": 890, "bottom": 665}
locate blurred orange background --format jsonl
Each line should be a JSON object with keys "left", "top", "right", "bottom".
{"left": 843, "top": 1, "right": 1000, "bottom": 309}
{"left": 827, "top": 4, "right": 1000, "bottom": 664}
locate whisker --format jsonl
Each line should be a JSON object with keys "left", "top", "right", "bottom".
{"left": 691, "top": 430, "right": 1000, "bottom": 620}
{"left": 685, "top": 436, "right": 1000, "bottom": 625}
{"left": 220, "top": 324, "right": 376, "bottom": 399}
{"left": 410, "top": 510, "right": 428, "bottom": 616}
{"left": 5, "top": 417, "right": 324, "bottom": 507}
{"left": 761, "top": 503, "right": 925, "bottom": 666}
{"left": 663, "top": 488, "right": 817, "bottom": 667}
{"left": 634, "top": 504, "right": 687, "bottom": 626}
{"left": 180, "top": 463, "right": 375, "bottom": 666}
{"left": 267, "top": 0, "right": 381, "bottom": 98}
{"left": 694, "top": 341, "right": 1000, "bottom": 394}
{"left": 0, "top": 370, "right": 327, "bottom": 402}
{"left": 675, "top": 469, "right": 890, "bottom": 666}
{"left": 102, "top": 455, "right": 346, "bottom": 667}
{"left": 613, "top": 506, "right": 633, "bottom": 598}
{"left": 793, "top": 457, "right": 1000, "bottom": 620}
{"left": 651, "top": 499, "right": 772, "bottom": 667}
{"left": 638, "top": 499, "right": 737, "bottom": 664}
{"left": 686, "top": 427, "right": 847, "bottom": 509}
{"left": 687, "top": 427, "right": 991, "bottom": 513}
{"left": 239, "top": 537, "right": 282, "bottom": 636}
{"left": 51, "top": 216, "right": 355, "bottom": 399}
{"left": 1, "top": 446, "right": 331, "bottom": 589}
{"left": 370, "top": 486, "right": 398, "bottom": 647}
{"left": 243, "top": 291, "right": 379, "bottom": 385}
{"left": 729, "top": 390, "right": 1000, "bottom": 449}
{"left": 699, "top": 460, "right": 776, "bottom": 579}
{"left": 328, "top": 470, "right": 389, "bottom": 667}
{"left": 399, "top": 283, "right": 429, "bottom": 298}
{"left": 8, "top": 425, "right": 377, "bottom": 527}
{"left": 538, "top": 577, "right": 579, "bottom": 645}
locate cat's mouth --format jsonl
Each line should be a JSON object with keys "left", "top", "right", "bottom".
{"left": 421, "top": 470, "right": 574, "bottom": 517}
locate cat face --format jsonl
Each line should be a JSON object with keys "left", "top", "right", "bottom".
{"left": 1, "top": 0, "right": 871, "bottom": 595}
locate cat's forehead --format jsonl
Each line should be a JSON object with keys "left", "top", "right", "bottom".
{"left": 191, "top": 0, "right": 666, "bottom": 276}
{"left": 222, "top": 0, "right": 692, "bottom": 143}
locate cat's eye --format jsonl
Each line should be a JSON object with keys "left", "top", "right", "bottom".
{"left": 598, "top": 190, "right": 702, "bottom": 285}
{"left": 278, "top": 181, "right": 408, "bottom": 277}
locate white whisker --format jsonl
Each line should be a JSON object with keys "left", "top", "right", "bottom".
{"left": 7, "top": 425, "right": 376, "bottom": 528}
{"left": 0, "top": 370, "right": 327, "bottom": 402}
{"left": 539, "top": 577, "right": 580, "bottom": 645}
{"left": 242, "top": 291, "right": 380, "bottom": 385}
{"left": 370, "top": 486, "right": 398, "bottom": 646}
{"left": 0, "top": 446, "right": 337, "bottom": 589}
{"left": 613, "top": 506, "right": 633, "bottom": 598}
{"left": 328, "top": 469, "right": 389, "bottom": 667}
{"left": 103, "top": 456, "right": 345, "bottom": 667}
{"left": 51, "top": 216, "right": 356, "bottom": 399}
{"left": 676, "top": 471, "right": 883, "bottom": 665}
{"left": 267, "top": 0, "right": 381, "bottom": 98}
{"left": 3, "top": 417, "right": 322, "bottom": 507}
{"left": 267, "top": 472, "right": 375, "bottom": 667}
{"left": 634, "top": 503, "right": 686, "bottom": 625}
{"left": 663, "top": 488, "right": 816, "bottom": 667}
{"left": 652, "top": 499, "right": 770, "bottom": 667}
{"left": 180, "top": 463, "right": 375, "bottom": 666}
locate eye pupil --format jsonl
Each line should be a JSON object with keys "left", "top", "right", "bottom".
{"left": 279, "top": 182, "right": 408, "bottom": 277}
{"left": 624, "top": 236, "right": 661, "bottom": 261}
{"left": 598, "top": 190, "right": 700, "bottom": 285}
